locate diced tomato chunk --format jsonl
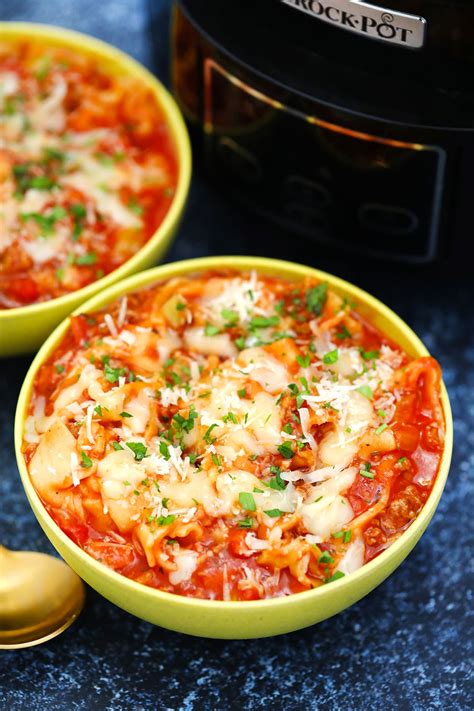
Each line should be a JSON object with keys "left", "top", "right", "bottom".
{"left": 5, "top": 277, "right": 39, "bottom": 304}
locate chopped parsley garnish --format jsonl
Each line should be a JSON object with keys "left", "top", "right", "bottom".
{"left": 173, "top": 406, "right": 198, "bottom": 434}
{"left": 203, "top": 423, "right": 218, "bottom": 444}
{"left": 343, "top": 530, "right": 352, "bottom": 544}
{"left": 237, "top": 517, "right": 253, "bottom": 529}
{"left": 283, "top": 423, "right": 293, "bottom": 434}
{"left": 323, "top": 349, "right": 339, "bottom": 365}
{"left": 94, "top": 405, "right": 103, "bottom": 416}
{"left": 360, "top": 348, "right": 380, "bottom": 361}
{"left": 126, "top": 442, "right": 148, "bottom": 461}
{"left": 222, "top": 412, "right": 238, "bottom": 424}
{"left": 268, "top": 466, "right": 286, "bottom": 490}
{"left": 306, "top": 282, "right": 328, "bottom": 315}
{"left": 248, "top": 315, "right": 279, "bottom": 329}
{"left": 127, "top": 196, "right": 144, "bottom": 216}
{"left": 277, "top": 442, "right": 294, "bottom": 459}
{"left": 212, "top": 453, "right": 222, "bottom": 467}
{"left": 264, "top": 508, "right": 283, "bottom": 518}
{"left": 157, "top": 514, "right": 176, "bottom": 526}
{"left": 237, "top": 388, "right": 247, "bottom": 398}
{"left": 20, "top": 206, "right": 67, "bottom": 235}
{"left": 221, "top": 308, "right": 239, "bottom": 327}
{"left": 377, "top": 409, "right": 386, "bottom": 419}
{"left": 104, "top": 364, "right": 126, "bottom": 383}
{"left": 296, "top": 354, "right": 311, "bottom": 368}
{"left": 70, "top": 203, "right": 87, "bottom": 219}
{"left": 360, "top": 463, "right": 375, "bottom": 479}
{"left": 75, "top": 251, "right": 97, "bottom": 266}
{"left": 357, "top": 385, "right": 374, "bottom": 400}
{"left": 80, "top": 451, "right": 93, "bottom": 468}
{"left": 120, "top": 411, "right": 133, "bottom": 418}
{"left": 253, "top": 487, "right": 264, "bottom": 493}
{"left": 375, "top": 423, "right": 388, "bottom": 435}
{"left": 204, "top": 323, "right": 220, "bottom": 337}
{"left": 335, "top": 325, "right": 352, "bottom": 340}
{"left": 235, "top": 337, "right": 246, "bottom": 350}
{"left": 239, "top": 492, "right": 256, "bottom": 512}
{"left": 319, "top": 551, "right": 335, "bottom": 564}
{"left": 325, "top": 571, "right": 345, "bottom": 584}
{"left": 55, "top": 364, "right": 65, "bottom": 374}
{"left": 112, "top": 441, "right": 123, "bottom": 451}
{"left": 159, "top": 441, "right": 171, "bottom": 460}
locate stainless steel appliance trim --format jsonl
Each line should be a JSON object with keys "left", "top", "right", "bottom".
{"left": 280, "top": 0, "right": 427, "bottom": 48}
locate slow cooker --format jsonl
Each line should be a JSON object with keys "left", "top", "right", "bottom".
{"left": 162, "top": 0, "right": 473, "bottom": 263}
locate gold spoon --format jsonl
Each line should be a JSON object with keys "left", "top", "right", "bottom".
{"left": 0, "top": 545, "right": 86, "bottom": 648}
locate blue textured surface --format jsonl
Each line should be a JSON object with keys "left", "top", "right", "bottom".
{"left": 1, "top": 1, "right": 473, "bottom": 709}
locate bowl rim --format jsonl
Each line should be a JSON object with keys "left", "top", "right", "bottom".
{"left": 0, "top": 21, "right": 192, "bottom": 321}
{"left": 14, "top": 256, "right": 453, "bottom": 612}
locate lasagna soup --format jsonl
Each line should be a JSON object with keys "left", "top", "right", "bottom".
{"left": 23, "top": 271, "right": 445, "bottom": 600}
{"left": 0, "top": 40, "right": 177, "bottom": 308}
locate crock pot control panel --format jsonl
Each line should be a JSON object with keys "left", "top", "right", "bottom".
{"left": 202, "top": 60, "right": 445, "bottom": 263}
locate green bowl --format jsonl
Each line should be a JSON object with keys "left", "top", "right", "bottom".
{"left": 14, "top": 257, "right": 453, "bottom": 638}
{"left": 0, "top": 23, "right": 191, "bottom": 357}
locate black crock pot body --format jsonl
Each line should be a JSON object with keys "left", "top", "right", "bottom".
{"left": 166, "top": 0, "right": 474, "bottom": 264}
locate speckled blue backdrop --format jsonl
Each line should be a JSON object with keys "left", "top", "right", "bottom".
{"left": 1, "top": 1, "right": 473, "bottom": 709}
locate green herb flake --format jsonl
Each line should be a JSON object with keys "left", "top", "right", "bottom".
{"left": 104, "top": 364, "right": 125, "bottom": 383}
{"left": 264, "top": 508, "right": 283, "bottom": 518}
{"left": 323, "top": 349, "right": 339, "bottom": 365}
{"left": 239, "top": 492, "right": 256, "bottom": 512}
{"left": 296, "top": 354, "right": 311, "bottom": 368}
{"left": 204, "top": 323, "right": 220, "bottom": 337}
{"left": 221, "top": 308, "right": 239, "bottom": 327}
{"left": 120, "top": 411, "right": 133, "bottom": 418}
{"left": 203, "top": 423, "right": 218, "bottom": 444}
{"left": 318, "top": 551, "right": 335, "bottom": 564}
{"left": 277, "top": 442, "right": 294, "bottom": 459}
{"left": 237, "top": 517, "right": 253, "bottom": 529}
{"left": 159, "top": 441, "right": 170, "bottom": 460}
{"left": 248, "top": 315, "right": 280, "bottom": 329}
{"left": 357, "top": 385, "right": 374, "bottom": 400}
{"left": 80, "top": 451, "right": 93, "bottom": 468}
{"left": 360, "top": 348, "right": 380, "bottom": 361}
{"left": 112, "top": 441, "right": 123, "bottom": 451}
{"left": 335, "top": 325, "right": 352, "bottom": 340}
{"left": 268, "top": 466, "right": 286, "bottom": 491}
{"left": 325, "top": 571, "right": 345, "bottom": 584}
{"left": 375, "top": 423, "right": 388, "bottom": 436}
{"left": 306, "top": 282, "right": 328, "bottom": 315}
{"left": 126, "top": 441, "right": 148, "bottom": 461}
{"left": 54, "top": 364, "right": 65, "bottom": 374}
{"left": 75, "top": 252, "right": 97, "bottom": 266}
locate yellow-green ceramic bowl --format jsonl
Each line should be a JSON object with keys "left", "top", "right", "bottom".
{"left": 0, "top": 23, "right": 191, "bottom": 358}
{"left": 15, "top": 257, "right": 453, "bottom": 638}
